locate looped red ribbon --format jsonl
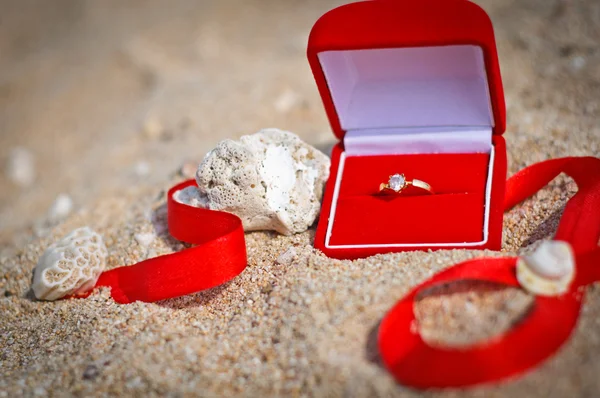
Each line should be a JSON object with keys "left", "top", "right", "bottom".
{"left": 93, "top": 180, "right": 247, "bottom": 304}
{"left": 90, "top": 156, "right": 599, "bottom": 387}
{"left": 379, "top": 156, "right": 600, "bottom": 388}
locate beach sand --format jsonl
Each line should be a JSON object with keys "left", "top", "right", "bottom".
{"left": 1, "top": 0, "right": 599, "bottom": 396}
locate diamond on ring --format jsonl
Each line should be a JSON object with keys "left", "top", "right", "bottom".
{"left": 388, "top": 174, "right": 406, "bottom": 192}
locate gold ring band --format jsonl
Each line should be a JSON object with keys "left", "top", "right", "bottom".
{"left": 379, "top": 173, "right": 433, "bottom": 194}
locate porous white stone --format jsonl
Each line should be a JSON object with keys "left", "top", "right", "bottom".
{"left": 194, "top": 128, "right": 330, "bottom": 235}
{"left": 516, "top": 240, "right": 575, "bottom": 296}
{"left": 32, "top": 227, "right": 108, "bottom": 301}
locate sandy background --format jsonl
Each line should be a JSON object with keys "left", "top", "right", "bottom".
{"left": 1, "top": 0, "right": 599, "bottom": 396}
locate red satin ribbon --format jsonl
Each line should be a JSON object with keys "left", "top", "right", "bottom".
{"left": 89, "top": 156, "right": 599, "bottom": 388}
{"left": 379, "top": 156, "right": 600, "bottom": 388}
{"left": 93, "top": 180, "right": 247, "bottom": 304}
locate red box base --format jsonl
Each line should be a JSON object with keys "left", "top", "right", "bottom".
{"left": 314, "top": 136, "right": 507, "bottom": 260}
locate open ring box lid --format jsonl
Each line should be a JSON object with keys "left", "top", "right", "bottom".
{"left": 308, "top": 0, "right": 507, "bottom": 259}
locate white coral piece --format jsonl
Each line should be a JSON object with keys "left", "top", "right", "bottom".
{"left": 191, "top": 128, "right": 330, "bottom": 235}
{"left": 32, "top": 227, "right": 108, "bottom": 301}
{"left": 516, "top": 240, "right": 575, "bottom": 296}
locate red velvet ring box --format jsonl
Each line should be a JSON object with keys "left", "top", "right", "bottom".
{"left": 308, "top": 0, "right": 507, "bottom": 260}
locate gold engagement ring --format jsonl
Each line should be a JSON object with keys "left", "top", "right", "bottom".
{"left": 379, "top": 173, "right": 433, "bottom": 195}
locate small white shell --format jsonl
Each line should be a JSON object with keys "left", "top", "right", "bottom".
{"left": 32, "top": 227, "right": 108, "bottom": 301}
{"left": 516, "top": 241, "right": 575, "bottom": 296}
